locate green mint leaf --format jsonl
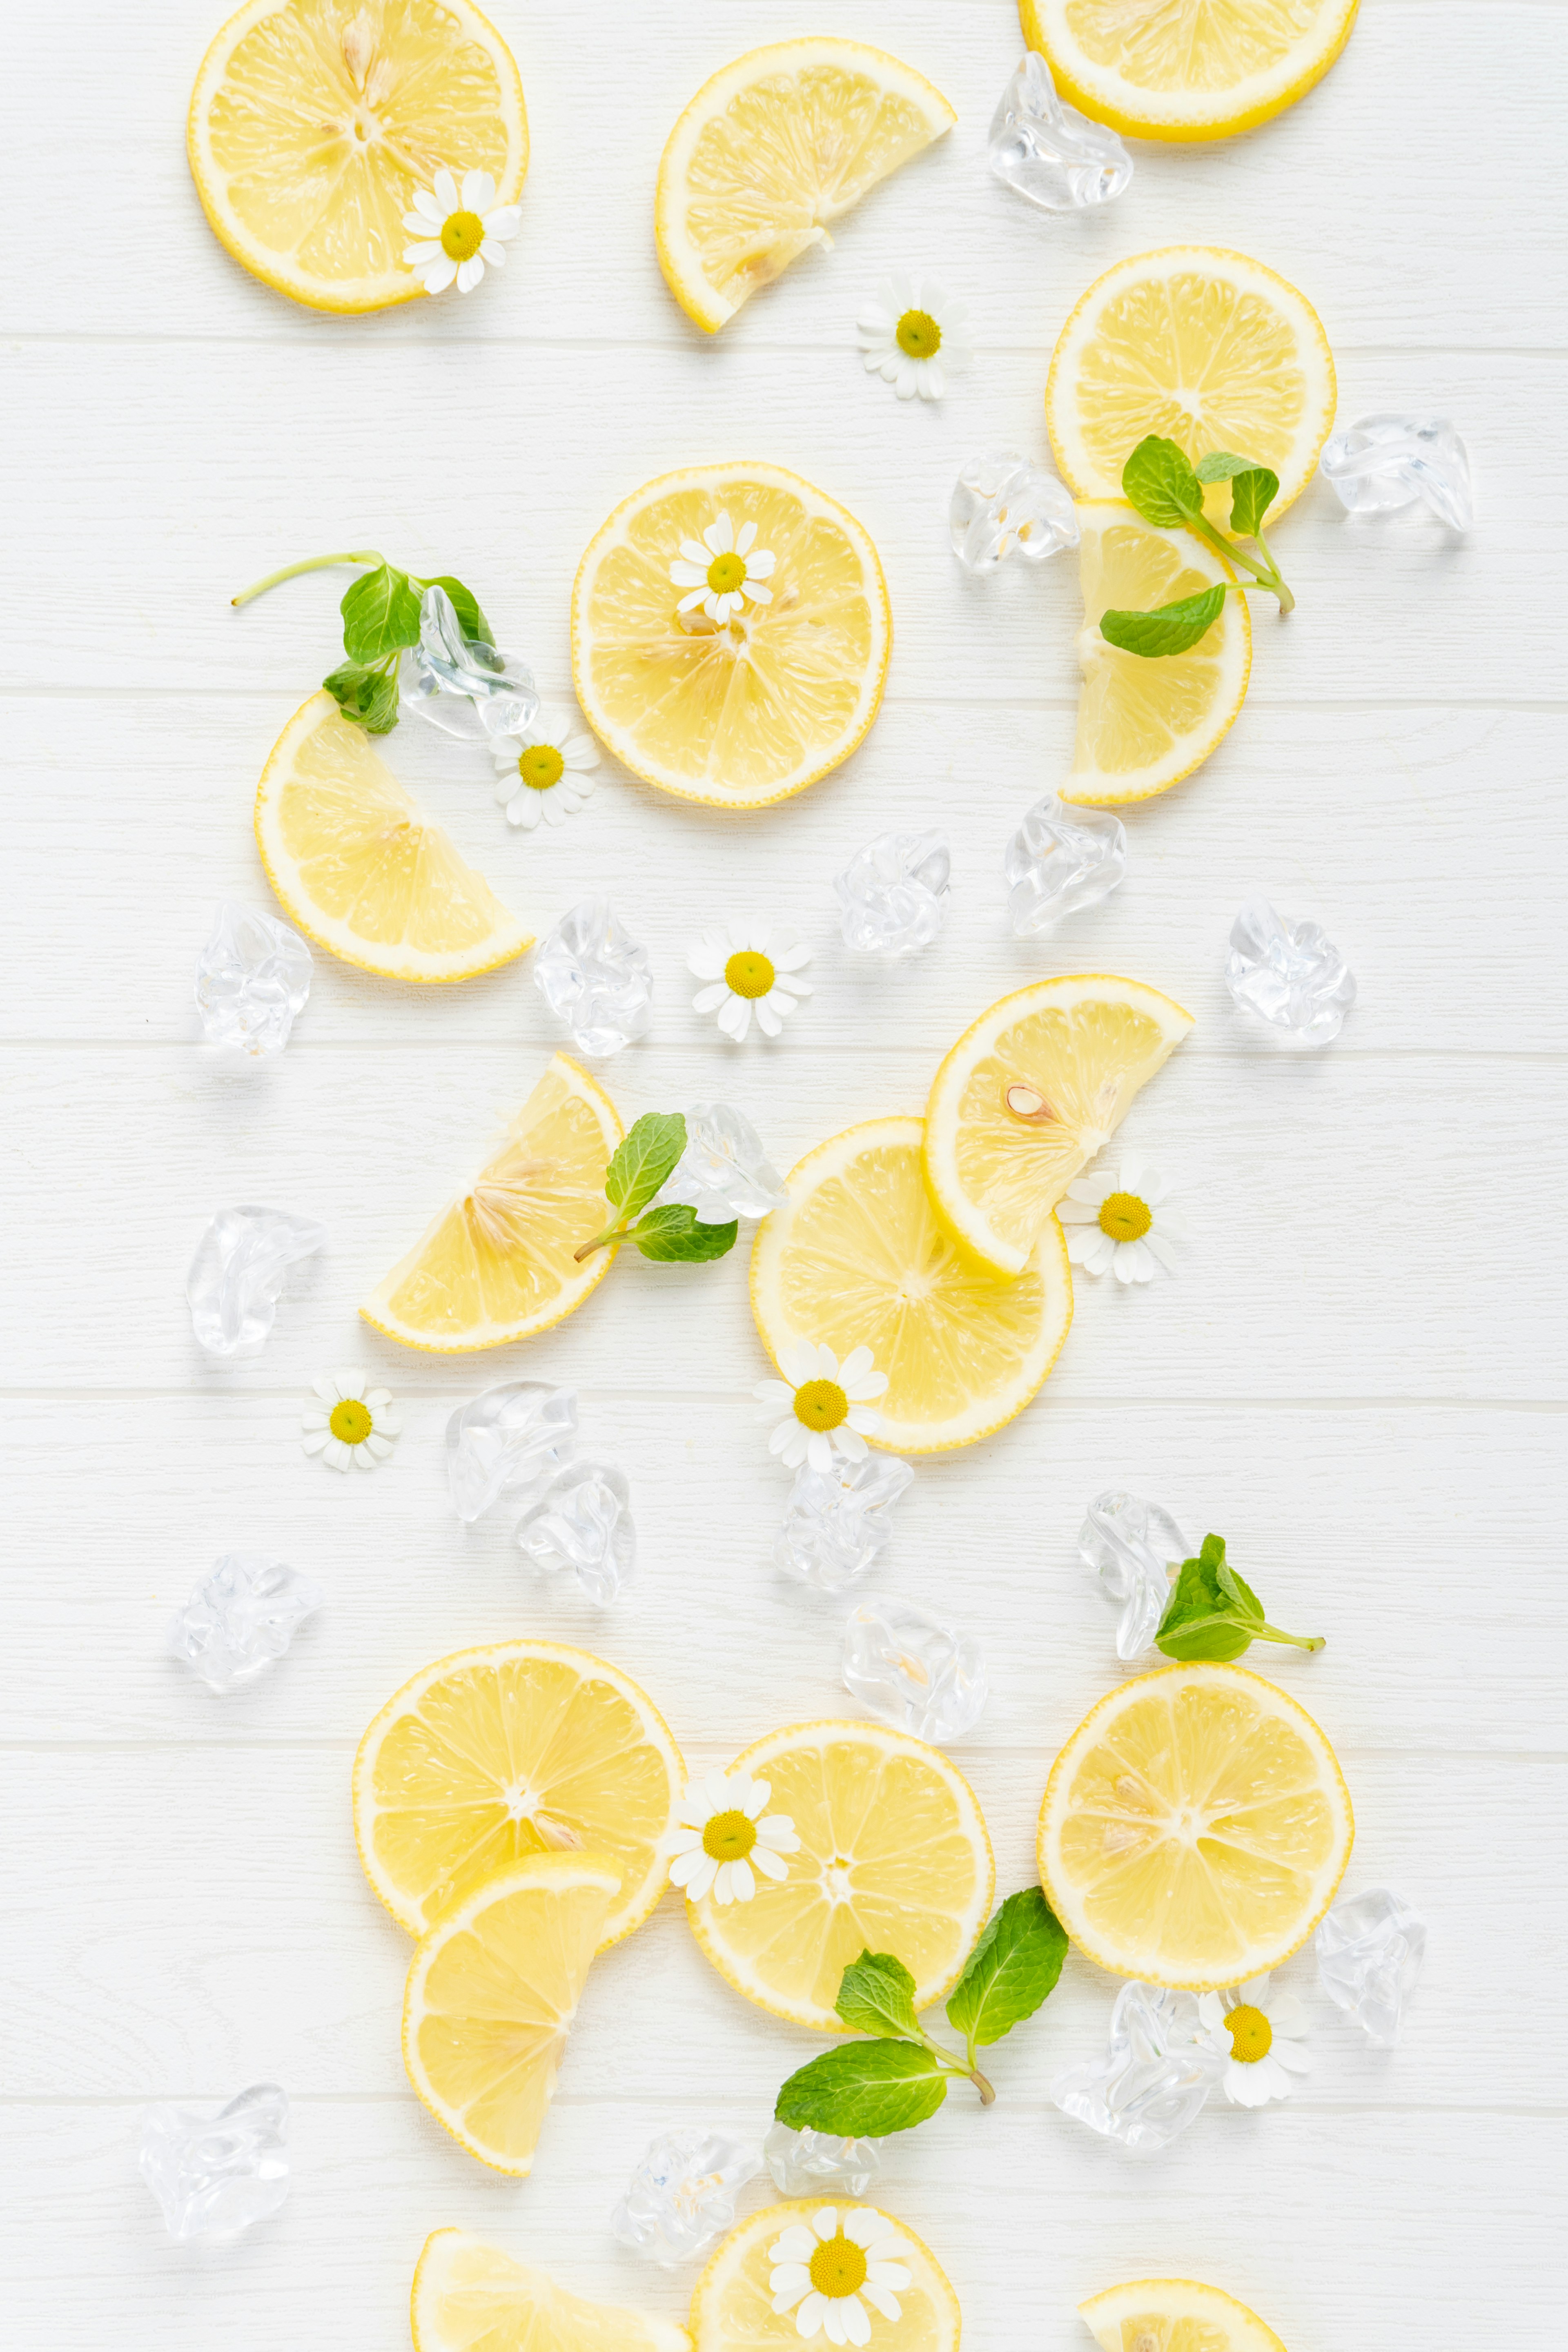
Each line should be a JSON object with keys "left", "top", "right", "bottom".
{"left": 1099, "top": 584, "right": 1226, "bottom": 659}
{"left": 416, "top": 573, "right": 491, "bottom": 645}
{"left": 340, "top": 563, "right": 423, "bottom": 662}
{"left": 1227, "top": 467, "right": 1280, "bottom": 539}
{"left": 628, "top": 1206, "right": 738, "bottom": 1264}
{"left": 1121, "top": 435, "right": 1205, "bottom": 528}
{"left": 1194, "top": 450, "right": 1261, "bottom": 484}
{"left": 835, "top": 1950, "right": 923, "bottom": 2042}
{"left": 945, "top": 1888, "right": 1068, "bottom": 2048}
{"left": 775, "top": 2041, "right": 949, "bottom": 2138}
{"left": 605, "top": 1113, "right": 687, "bottom": 1218}
{"left": 323, "top": 658, "right": 400, "bottom": 733}
{"left": 1157, "top": 1535, "right": 1322, "bottom": 1661}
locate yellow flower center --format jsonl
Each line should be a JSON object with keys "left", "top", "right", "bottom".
{"left": 1225, "top": 2004, "right": 1274, "bottom": 2063}
{"left": 793, "top": 1378, "right": 848, "bottom": 1432}
{"left": 440, "top": 209, "right": 485, "bottom": 261}
{"left": 1098, "top": 1190, "right": 1152, "bottom": 1242}
{"left": 329, "top": 1398, "right": 372, "bottom": 1444}
{"left": 702, "top": 1808, "right": 757, "bottom": 1862}
{"left": 706, "top": 550, "right": 747, "bottom": 595}
{"left": 895, "top": 307, "right": 942, "bottom": 359}
{"left": 809, "top": 2237, "right": 869, "bottom": 2300}
{"left": 724, "top": 949, "right": 775, "bottom": 999}
{"left": 518, "top": 743, "right": 564, "bottom": 791}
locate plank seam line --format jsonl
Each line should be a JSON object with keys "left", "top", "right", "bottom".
{"left": 0, "top": 1391, "right": 1562, "bottom": 1410}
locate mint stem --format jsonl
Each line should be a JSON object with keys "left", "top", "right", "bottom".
{"left": 232, "top": 550, "right": 385, "bottom": 608}
{"left": 573, "top": 1226, "right": 622, "bottom": 1263}
{"left": 1254, "top": 1621, "right": 1325, "bottom": 1652}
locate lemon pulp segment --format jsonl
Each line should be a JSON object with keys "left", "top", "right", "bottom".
{"left": 412, "top": 2229, "right": 691, "bottom": 2352}
{"left": 1021, "top": 0, "right": 1360, "bottom": 141}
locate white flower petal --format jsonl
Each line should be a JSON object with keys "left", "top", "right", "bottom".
{"left": 1272, "top": 2036, "right": 1312, "bottom": 2076}
{"left": 811, "top": 2209, "right": 842, "bottom": 2241}
{"left": 433, "top": 168, "right": 459, "bottom": 212}
{"left": 780, "top": 1341, "right": 820, "bottom": 1385}
{"left": 455, "top": 256, "right": 485, "bottom": 292}
{"left": 1225, "top": 2058, "right": 1278, "bottom": 2108}
{"left": 716, "top": 994, "right": 752, "bottom": 1042}
{"left": 419, "top": 256, "right": 458, "bottom": 294}
{"left": 836, "top": 1427, "right": 869, "bottom": 1463}
{"left": 796, "top": 2292, "right": 828, "bottom": 2339}
{"left": 772, "top": 2229, "right": 816, "bottom": 2266}
{"left": 806, "top": 1430, "right": 834, "bottom": 1473}
{"left": 752, "top": 1844, "right": 789, "bottom": 1881}
{"left": 1269, "top": 1992, "right": 1308, "bottom": 2036}
{"left": 756, "top": 1815, "right": 800, "bottom": 1852}
{"left": 755, "top": 999, "right": 784, "bottom": 1039}
{"left": 736, "top": 519, "right": 757, "bottom": 556}
{"left": 746, "top": 546, "right": 776, "bottom": 578}
{"left": 482, "top": 202, "right": 521, "bottom": 240}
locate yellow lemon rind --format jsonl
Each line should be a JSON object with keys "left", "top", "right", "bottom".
{"left": 1079, "top": 2277, "right": 1288, "bottom": 2352}
{"left": 1021, "top": 0, "right": 1360, "bottom": 143}
{"left": 691, "top": 2201, "right": 961, "bottom": 2352}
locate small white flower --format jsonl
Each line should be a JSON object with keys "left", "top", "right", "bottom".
{"left": 769, "top": 2206, "right": 913, "bottom": 2345}
{"left": 402, "top": 168, "right": 521, "bottom": 296}
{"left": 688, "top": 921, "right": 811, "bottom": 1043}
{"left": 756, "top": 1341, "right": 888, "bottom": 1474}
{"left": 489, "top": 709, "right": 599, "bottom": 830}
{"left": 668, "top": 1769, "right": 800, "bottom": 1905}
{"left": 856, "top": 274, "right": 971, "bottom": 402}
{"left": 668, "top": 511, "right": 776, "bottom": 626}
{"left": 1058, "top": 1154, "right": 1183, "bottom": 1285}
{"left": 1198, "top": 1974, "right": 1312, "bottom": 2109}
{"left": 301, "top": 1370, "right": 401, "bottom": 1474}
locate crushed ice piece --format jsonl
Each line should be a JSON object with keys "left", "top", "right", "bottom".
{"left": 1225, "top": 898, "right": 1357, "bottom": 1047}
{"left": 1316, "top": 1887, "right": 1427, "bottom": 2046}
{"left": 534, "top": 897, "right": 653, "bottom": 1056}
{"left": 404, "top": 584, "right": 539, "bottom": 741}
{"left": 842, "top": 1594, "right": 987, "bottom": 1744}
{"left": 609, "top": 2127, "right": 762, "bottom": 2267}
{"left": 1004, "top": 792, "right": 1125, "bottom": 935}
{"left": 516, "top": 1459, "right": 634, "bottom": 1603}
{"left": 775, "top": 1455, "right": 915, "bottom": 1593}
{"left": 1319, "top": 414, "right": 1473, "bottom": 530}
{"left": 835, "top": 829, "right": 951, "bottom": 958}
{"left": 138, "top": 2083, "right": 291, "bottom": 2241}
{"left": 764, "top": 2120, "right": 882, "bottom": 2198}
{"left": 446, "top": 1380, "right": 578, "bottom": 1524}
{"left": 1052, "top": 1981, "right": 1223, "bottom": 2152}
{"left": 1080, "top": 1490, "right": 1188, "bottom": 1662}
{"left": 185, "top": 1205, "right": 325, "bottom": 1359}
{"left": 652, "top": 1103, "right": 788, "bottom": 1225}
{"left": 951, "top": 450, "right": 1080, "bottom": 574}
{"left": 989, "top": 52, "right": 1133, "bottom": 212}
{"left": 169, "top": 1554, "right": 323, "bottom": 1694}
{"left": 194, "top": 902, "right": 313, "bottom": 1057}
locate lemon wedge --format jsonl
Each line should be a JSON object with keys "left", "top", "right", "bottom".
{"left": 412, "top": 2230, "right": 690, "bottom": 2352}
{"left": 692, "top": 2201, "right": 961, "bottom": 2352}
{"left": 353, "top": 1639, "right": 684, "bottom": 1942}
{"left": 1080, "top": 2278, "right": 1290, "bottom": 2352}
{"left": 1022, "top": 0, "right": 1360, "bottom": 142}
{"left": 656, "top": 38, "right": 955, "bottom": 332}
{"left": 189, "top": 0, "right": 527, "bottom": 312}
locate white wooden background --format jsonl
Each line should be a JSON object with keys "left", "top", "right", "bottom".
{"left": 4, "top": 0, "right": 1566, "bottom": 2344}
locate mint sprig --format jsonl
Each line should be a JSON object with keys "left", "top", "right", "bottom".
{"left": 1155, "top": 1532, "right": 1324, "bottom": 1664}
{"left": 232, "top": 550, "right": 491, "bottom": 732}
{"left": 1102, "top": 435, "right": 1296, "bottom": 658}
{"left": 575, "top": 1113, "right": 737, "bottom": 1267}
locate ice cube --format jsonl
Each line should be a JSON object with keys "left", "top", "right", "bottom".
{"left": 1004, "top": 792, "right": 1125, "bottom": 934}
{"left": 194, "top": 902, "right": 313, "bottom": 1057}
{"left": 1316, "top": 1887, "right": 1426, "bottom": 2046}
{"left": 1319, "top": 414, "right": 1472, "bottom": 530}
{"left": 835, "top": 829, "right": 950, "bottom": 958}
{"left": 533, "top": 897, "right": 653, "bottom": 1057}
{"left": 1225, "top": 898, "right": 1356, "bottom": 1047}
{"left": 185, "top": 1205, "right": 325, "bottom": 1359}
{"left": 516, "top": 1459, "right": 635, "bottom": 1603}
{"left": 775, "top": 1455, "right": 914, "bottom": 1593}
{"left": 1052, "top": 1981, "right": 1223, "bottom": 2152}
{"left": 138, "top": 2083, "right": 290, "bottom": 2241}
{"left": 951, "top": 450, "right": 1080, "bottom": 574}
{"left": 842, "top": 1595, "right": 987, "bottom": 1743}
{"left": 609, "top": 2127, "right": 762, "bottom": 2267}
{"left": 169, "top": 1554, "right": 323, "bottom": 1694}
{"left": 652, "top": 1103, "right": 788, "bottom": 1225}
{"left": 988, "top": 53, "right": 1133, "bottom": 212}
{"left": 1080, "top": 1490, "right": 1188, "bottom": 1662}
{"left": 404, "top": 584, "right": 539, "bottom": 741}
{"left": 445, "top": 1380, "right": 578, "bottom": 1524}
{"left": 764, "top": 2121, "right": 882, "bottom": 2198}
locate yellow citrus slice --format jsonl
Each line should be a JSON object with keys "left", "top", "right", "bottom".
{"left": 924, "top": 978, "right": 1195, "bottom": 1278}
{"left": 353, "top": 1639, "right": 684, "bottom": 1942}
{"left": 360, "top": 1053, "right": 620, "bottom": 1351}
{"left": 656, "top": 38, "right": 955, "bottom": 333}
{"left": 1080, "top": 2278, "right": 1289, "bottom": 2352}
{"left": 1038, "top": 1662, "right": 1354, "bottom": 1988}
{"left": 1022, "top": 0, "right": 1359, "bottom": 143}
{"left": 402, "top": 1851, "right": 619, "bottom": 2176}
{"left": 1046, "top": 247, "right": 1336, "bottom": 519}
{"left": 1064, "top": 503, "right": 1251, "bottom": 805}
{"left": 684, "top": 1720, "right": 994, "bottom": 2030}
{"left": 691, "top": 2201, "right": 961, "bottom": 2352}
{"left": 412, "top": 2229, "right": 690, "bottom": 2352}
{"left": 572, "top": 462, "right": 890, "bottom": 810}
{"left": 751, "top": 1117, "right": 1072, "bottom": 1453}
{"left": 254, "top": 690, "right": 531, "bottom": 981}
{"left": 189, "top": 0, "right": 527, "bottom": 314}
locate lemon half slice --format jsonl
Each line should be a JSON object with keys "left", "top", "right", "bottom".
{"left": 1080, "top": 2278, "right": 1289, "bottom": 2352}
{"left": 1022, "top": 0, "right": 1360, "bottom": 143}
{"left": 692, "top": 2202, "right": 961, "bottom": 2352}
{"left": 412, "top": 2230, "right": 690, "bottom": 2352}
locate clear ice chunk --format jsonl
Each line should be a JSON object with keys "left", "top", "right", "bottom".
{"left": 764, "top": 2121, "right": 882, "bottom": 2199}
{"left": 1080, "top": 1490, "right": 1188, "bottom": 1662}
{"left": 1315, "top": 1887, "right": 1426, "bottom": 2047}
{"left": 989, "top": 53, "right": 1133, "bottom": 212}
{"left": 950, "top": 450, "right": 1079, "bottom": 575}
{"left": 842, "top": 1595, "right": 987, "bottom": 1743}
{"left": 516, "top": 1459, "right": 634, "bottom": 1603}
{"left": 1052, "top": 1982, "right": 1223, "bottom": 2153}
{"left": 1004, "top": 792, "right": 1126, "bottom": 935}
{"left": 1225, "top": 898, "right": 1357, "bottom": 1047}
{"left": 533, "top": 897, "right": 653, "bottom": 1057}
{"left": 194, "top": 901, "right": 313, "bottom": 1057}
{"left": 186, "top": 1205, "right": 325, "bottom": 1359}
{"left": 1319, "top": 414, "right": 1473, "bottom": 531}
{"left": 652, "top": 1102, "right": 788, "bottom": 1225}
{"left": 446, "top": 1380, "right": 578, "bottom": 1524}
{"left": 835, "top": 829, "right": 951, "bottom": 958}
{"left": 169, "top": 1554, "right": 323, "bottom": 1694}
{"left": 609, "top": 2127, "right": 762, "bottom": 2268}
{"left": 404, "top": 584, "right": 540, "bottom": 741}
{"left": 139, "top": 2083, "right": 291, "bottom": 2241}
{"left": 775, "top": 1455, "right": 915, "bottom": 1593}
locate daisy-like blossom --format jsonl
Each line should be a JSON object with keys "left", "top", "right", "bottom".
{"left": 668, "top": 1769, "right": 800, "bottom": 1905}
{"left": 1058, "top": 1154, "right": 1183, "bottom": 1285}
{"left": 1198, "top": 1974, "right": 1312, "bottom": 2109}
{"left": 301, "top": 1370, "right": 401, "bottom": 1473}
{"left": 769, "top": 2207, "right": 913, "bottom": 2346}
{"left": 856, "top": 274, "right": 971, "bottom": 402}
{"left": 756, "top": 1341, "right": 888, "bottom": 1474}
{"left": 489, "top": 710, "right": 599, "bottom": 829}
{"left": 689, "top": 921, "right": 811, "bottom": 1043}
{"left": 402, "top": 169, "right": 521, "bottom": 296}
{"left": 668, "top": 512, "right": 777, "bottom": 626}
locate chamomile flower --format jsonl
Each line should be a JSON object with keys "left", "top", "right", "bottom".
{"left": 668, "top": 1769, "right": 800, "bottom": 1905}
{"left": 669, "top": 512, "right": 776, "bottom": 625}
{"left": 857, "top": 274, "right": 971, "bottom": 402}
{"left": 1058, "top": 1154, "right": 1183, "bottom": 1284}
{"left": 489, "top": 711, "right": 599, "bottom": 829}
{"left": 301, "top": 1370, "right": 401, "bottom": 1473}
{"left": 769, "top": 2206, "right": 913, "bottom": 2345}
{"left": 689, "top": 921, "right": 811, "bottom": 1043}
{"left": 756, "top": 1341, "right": 888, "bottom": 1473}
{"left": 1198, "top": 1974, "right": 1312, "bottom": 2109}
{"left": 401, "top": 169, "right": 521, "bottom": 296}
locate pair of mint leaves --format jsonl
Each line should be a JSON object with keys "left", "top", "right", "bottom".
{"left": 575, "top": 1112, "right": 737, "bottom": 1267}
{"left": 1154, "top": 1532, "right": 1323, "bottom": 1663}
{"left": 1099, "top": 435, "right": 1296, "bottom": 658}
{"left": 232, "top": 548, "right": 488, "bottom": 733}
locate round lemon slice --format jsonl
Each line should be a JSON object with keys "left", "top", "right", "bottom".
{"left": 1047, "top": 247, "right": 1336, "bottom": 519}
{"left": 684, "top": 1720, "right": 993, "bottom": 2031}
{"left": 656, "top": 38, "right": 955, "bottom": 333}
{"left": 412, "top": 2230, "right": 690, "bottom": 2352}
{"left": 353, "top": 1639, "right": 684, "bottom": 1942}
{"left": 1080, "top": 2278, "right": 1289, "bottom": 2352}
{"left": 360, "top": 1052, "right": 621, "bottom": 1352}
{"left": 254, "top": 691, "right": 532, "bottom": 981}
{"left": 691, "top": 2201, "right": 961, "bottom": 2352}
{"left": 572, "top": 462, "right": 890, "bottom": 809}
{"left": 189, "top": 0, "right": 527, "bottom": 313}
{"left": 1038, "top": 1662, "right": 1354, "bottom": 1988}
{"left": 1022, "top": 0, "right": 1360, "bottom": 143}
{"left": 752, "top": 1117, "right": 1073, "bottom": 1454}
{"left": 924, "top": 978, "right": 1195, "bottom": 1278}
